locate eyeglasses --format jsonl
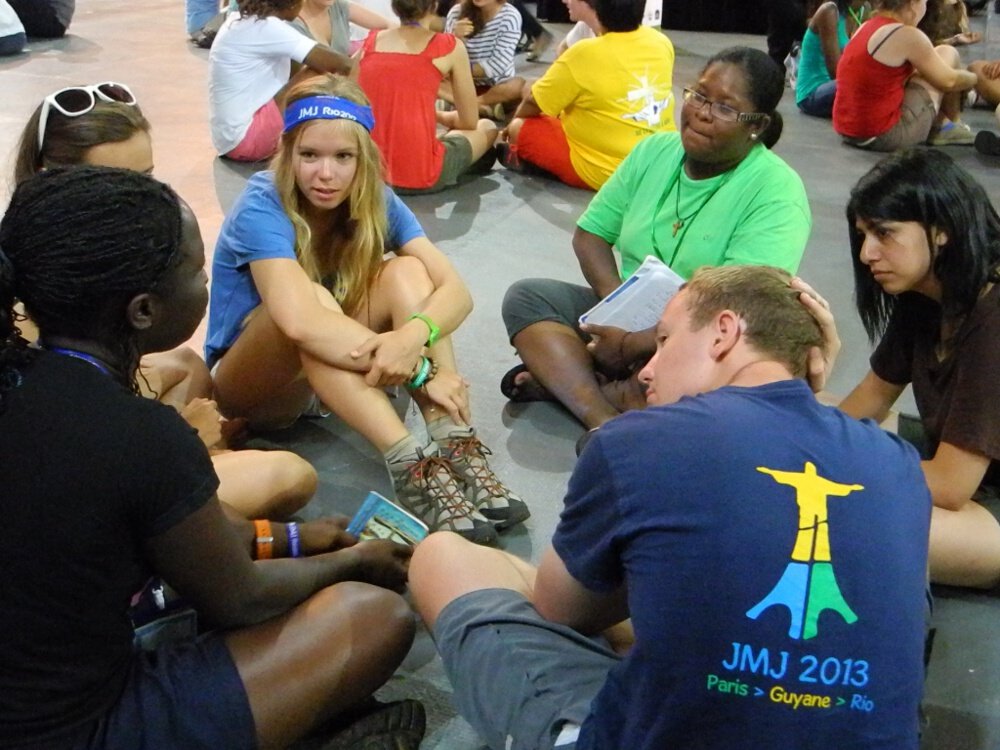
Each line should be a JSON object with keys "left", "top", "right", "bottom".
{"left": 37, "top": 82, "right": 138, "bottom": 153}
{"left": 682, "top": 88, "right": 767, "bottom": 123}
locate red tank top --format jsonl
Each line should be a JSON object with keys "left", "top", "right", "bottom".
{"left": 833, "top": 16, "right": 913, "bottom": 139}
{"left": 357, "top": 30, "right": 456, "bottom": 190}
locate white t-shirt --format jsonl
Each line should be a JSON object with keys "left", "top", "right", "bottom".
{"left": 0, "top": 0, "right": 26, "bottom": 50}
{"left": 564, "top": 20, "right": 595, "bottom": 48}
{"left": 208, "top": 13, "right": 317, "bottom": 154}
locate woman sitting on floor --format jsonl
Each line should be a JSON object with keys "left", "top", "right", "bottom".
{"left": 497, "top": 0, "right": 676, "bottom": 191}
{"left": 206, "top": 76, "right": 528, "bottom": 547}
{"left": 838, "top": 148, "right": 1000, "bottom": 589}
{"left": 0, "top": 166, "right": 423, "bottom": 750}
{"left": 356, "top": 0, "right": 498, "bottom": 194}
{"left": 209, "top": 0, "right": 352, "bottom": 162}
{"left": 500, "top": 47, "right": 811, "bottom": 439}
{"left": 833, "top": 0, "right": 977, "bottom": 149}
{"left": 12, "top": 81, "right": 319, "bottom": 520}
{"left": 795, "top": 0, "right": 869, "bottom": 118}
{"left": 290, "top": 0, "right": 395, "bottom": 56}
{"left": 441, "top": 0, "right": 524, "bottom": 119}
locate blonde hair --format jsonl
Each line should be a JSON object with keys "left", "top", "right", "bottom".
{"left": 685, "top": 265, "right": 823, "bottom": 378}
{"left": 271, "top": 75, "right": 387, "bottom": 316}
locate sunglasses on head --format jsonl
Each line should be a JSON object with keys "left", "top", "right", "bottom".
{"left": 37, "top": 82, "right": 138, "bottom": 154}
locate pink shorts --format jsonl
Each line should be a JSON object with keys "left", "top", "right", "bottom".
{"left": 515, "top": 115, "right": 591, "bottom": 190}
{"left": 226, "top": 99, "right": 283, "bottom": 162}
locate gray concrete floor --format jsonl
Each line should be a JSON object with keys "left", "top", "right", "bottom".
{"left": 3, "top": 1, "right": 1000, "bottom": 747}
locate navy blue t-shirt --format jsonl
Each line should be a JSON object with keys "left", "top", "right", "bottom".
{"left": 554, "top": 379, "right": 929, "bottom": 750}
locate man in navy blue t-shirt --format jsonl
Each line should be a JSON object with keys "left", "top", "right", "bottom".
{"left": 409, "top": 265, "right": 930, "bottom": 750}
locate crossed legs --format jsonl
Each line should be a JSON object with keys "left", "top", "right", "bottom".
{"left": 226, "top": 582, "right": 415, "bottom": 749}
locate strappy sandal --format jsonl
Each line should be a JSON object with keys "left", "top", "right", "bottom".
{"left": 499, "top": 363, "right": 556, "bottom": 403}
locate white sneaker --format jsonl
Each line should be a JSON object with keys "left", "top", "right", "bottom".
{"left": 928, "top": 121, "right": 976, "bottom": 146}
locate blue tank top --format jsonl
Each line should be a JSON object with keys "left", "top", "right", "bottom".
{"left": 795, "top": 12, "right": 849, "bottom": 104}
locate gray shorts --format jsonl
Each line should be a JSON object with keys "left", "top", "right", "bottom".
{"left": 394, "top": 135, "right": 474, "bottom": 195}
{"left": 842, "top": 81, "right": 936, "bottom": 152}
{"left": 501, "top": 278, "right": 599, "bottom": 342}
{"left": 433, "top": 588, "right": 620, "bottom": 750}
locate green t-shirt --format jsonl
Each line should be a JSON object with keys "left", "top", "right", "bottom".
{"left": 576, "top": 132, "right": 811, "bottom": 281}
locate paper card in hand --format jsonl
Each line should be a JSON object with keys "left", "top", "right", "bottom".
{"left": 347, "top": 491, "right": 429, "bottom": 546}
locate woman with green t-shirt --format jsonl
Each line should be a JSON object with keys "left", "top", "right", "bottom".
{"left": 499, "top": 46, "right": 811, "bottom": 449}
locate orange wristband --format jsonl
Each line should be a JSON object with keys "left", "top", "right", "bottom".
{"left": 253, "top": 519, "right": 274, "bottom": 560}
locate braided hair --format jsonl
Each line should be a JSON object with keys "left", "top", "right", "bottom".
{"left": 0, "top": 167, "right": 183, "bottom": 405}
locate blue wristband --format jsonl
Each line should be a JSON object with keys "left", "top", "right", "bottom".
{"left": 286, "top": 522, "right": 302, "bottom": 558}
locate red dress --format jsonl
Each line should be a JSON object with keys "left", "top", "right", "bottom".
{"left": 833, "top": 16, "right": 914, "bottom": 139}
{"left": 358, "top": 30, "right": 456, "bottom": 190}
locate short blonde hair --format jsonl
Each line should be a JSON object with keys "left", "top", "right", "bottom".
{"left": 684, "top": 265, "right": 822, "bottom": 378}
{"left": 271, "top": 75, "right": 387, "bottom": 316}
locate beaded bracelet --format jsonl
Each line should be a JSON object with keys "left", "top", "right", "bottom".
{"left": 424, "top": 357, "right": 439, "bottom": 384}
{"left": 286, "top": 521, "right": 302, "bottom": 558}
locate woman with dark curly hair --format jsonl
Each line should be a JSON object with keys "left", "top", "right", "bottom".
{"left": 209, "top": 0, "right": 353, "bottom": 161}
{"left": 0, "top": 166, "right": 422, "bottom": 749}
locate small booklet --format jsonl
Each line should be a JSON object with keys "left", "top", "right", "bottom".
{"left": 578, "top": 256, "right": 684, "bottom": 332}
{"left": 347, "top": 491, "right": 429, "bottom": 546}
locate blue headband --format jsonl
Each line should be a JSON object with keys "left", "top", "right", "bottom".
{"left": 283, "top": 96, "right": 375, "bottom": 133}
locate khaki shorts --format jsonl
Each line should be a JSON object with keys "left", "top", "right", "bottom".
{"left": 393, "top": 135, "right": 473, "bottom": 195}
{"left": 843, "top": 82, "right": 937, "bottom": 152}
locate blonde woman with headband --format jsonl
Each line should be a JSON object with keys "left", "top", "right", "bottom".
{"left": 206, "top": 76, "right": 528, "bottom": 546}
{"left": 11, "top": 81, "right": 320, "bottom": 521}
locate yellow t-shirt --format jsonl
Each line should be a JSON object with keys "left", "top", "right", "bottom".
{"left": 531, "top": 26, "right": 676, "bottom": 189}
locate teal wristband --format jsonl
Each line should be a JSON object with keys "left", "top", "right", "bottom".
{"left": 407, "top": 356, "right": 432, "bottom": 388}
{"left": 408, "top": 312, "right": 440, "bottom": 346}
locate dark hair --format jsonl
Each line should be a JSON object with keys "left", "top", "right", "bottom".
{"left": 238, "top": 0, "right": 302, "bottom": 18}
{"left": 847, "top": 147, "right": 1000, "bottom": 342}
{"left": 917, "top": 0, "right": 962, "bottom": 44}
{"left": 12, "top": 100, "right": 150, "bottom": 186}
{"left": 703, "top": 46, "right": 785, "bottom": 148}
{"left": 0, "top": 167, "right": 184, "bottom": 402}
{"left": 457, "top": 0, "right": 506, "bottom": 35}
{"left": 594, "top": 0, "right": 644, "bottom": 32}
{"left": 392, "top": 0, "right": 437, "bottom": 22}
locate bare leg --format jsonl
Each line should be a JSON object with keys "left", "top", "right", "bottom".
{"left": 477, "top": 78, "right": 527, "bottom": 114}
{"left": 212, "top": 303, "right": 316, "bottom": 429}
{"left": 214, "top": 450, "right": 318, "bottom": 519}
{"left": 225, "top": 582, "right": 415, "bottom": 750}
{"left": 971, "top": 60, "right": 1000, "bottom": 106}
{"left": 912, "top": 45, "right": 968, "bottom": 125}
{"left": 928, "top": 502, "right": 1000, "bottom": 588}
{"left": 409, "top": 531, "right": 537, "bottom": 627}
{"left": 139, "top": 347, "right": 214, "bottom": 409}
{"left": 442, "top": 119, "right": 499, "bottom": 161}
{"left": 512, "top": 321, "right": 620, "bottom": 429}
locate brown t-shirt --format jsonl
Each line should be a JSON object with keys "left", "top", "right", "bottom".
{"left": 871, "top": 285, "right": 1000, "bottom": 488}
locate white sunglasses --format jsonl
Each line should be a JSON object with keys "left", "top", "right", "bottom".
{"left": 37, "top": 82, "right": 138, "bottom": 154}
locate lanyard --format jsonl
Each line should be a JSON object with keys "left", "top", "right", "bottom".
{"left": 46, "top": 346, "right": 112, "bottom": 376}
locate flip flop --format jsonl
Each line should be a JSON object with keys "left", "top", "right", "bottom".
{"left": 500, "top": 363, "right": 556, "bottom": 403}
